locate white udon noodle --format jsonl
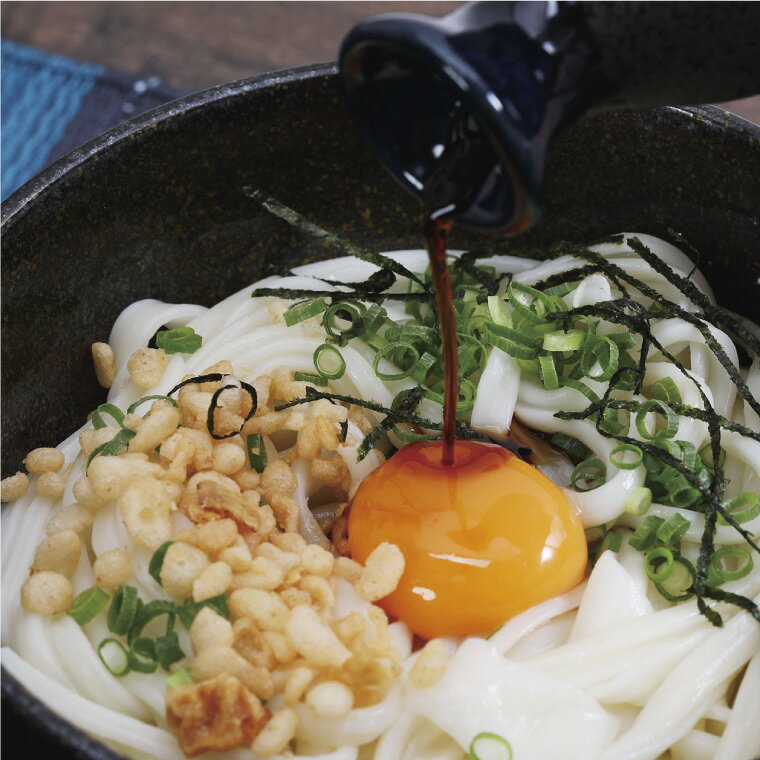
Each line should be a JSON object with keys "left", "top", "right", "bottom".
{"left": 2, "top": 233, "right": 760, "bottom": 760}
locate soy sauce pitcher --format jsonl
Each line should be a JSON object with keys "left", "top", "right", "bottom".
{"left": 339, "top": 1, "right": 760, "bottom": 233}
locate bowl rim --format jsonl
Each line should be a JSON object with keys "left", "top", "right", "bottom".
{"left": 2, "top": 59, "right": 759, "bottom": 760}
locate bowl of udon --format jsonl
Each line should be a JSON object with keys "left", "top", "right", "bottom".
{"left": 2, "top": 61, "right": 760, "bottom": 760}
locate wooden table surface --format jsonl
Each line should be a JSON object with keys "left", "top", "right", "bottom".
{"left": 3, "top": 0, "right": 760, "bottom": 125}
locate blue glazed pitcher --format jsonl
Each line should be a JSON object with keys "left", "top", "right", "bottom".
{"left": 340, "top": 2, "right": 760, "bottom": 233}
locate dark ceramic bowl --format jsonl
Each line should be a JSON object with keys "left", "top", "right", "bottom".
{"left": 2, "top": 62, "right": 759, "bottom": 760}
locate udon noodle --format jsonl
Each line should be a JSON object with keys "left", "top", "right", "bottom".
{"left": 2, "top": 233, "right": 759, "bottom": 760}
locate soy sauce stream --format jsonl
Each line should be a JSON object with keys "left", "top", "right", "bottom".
{"left": 423, "top": 104, "right": 496, "bottom": 466}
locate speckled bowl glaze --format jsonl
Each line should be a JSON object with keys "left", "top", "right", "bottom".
{"left": 2, "top": 62, "right": 759, "bottom": 760}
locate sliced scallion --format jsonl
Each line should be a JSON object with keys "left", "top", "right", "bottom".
{"left": 707, "top": 547, "right": 754, "bottom": 586}
{"left": 155, "top": 631, "right": 185, "bottom": 670}
{"left": 718, "top": 492, "right": 760, "bottom": 525}
{"left": 284, "top": 298, "right": 327, "bottom": 327}
{"left": 468, "top": 731, "right": 513, "bottom": 760}
{"left": 167, "top": 667, "right": 193, "bottom": 688}
{"left": 246, "top": 434, "right": 267, "bottom": 473}
{"left": 92, "top": 403, "right": 126, "bottom": 430}
{"left": 628, "top": 515, "right": 665, "bottom": 551}
{"left": 314, "top": 343, "right": 346, "bottom": 380}
{"left": 128, "top": 637, "right": 159, "bottom": 674}
{"left": 652, "top": 377, "right": 682, "bottom": 404}
{"left": 624, "top": 486, "right": 652, "bottom": 515}
{"left": 68, "top": 586, "right": 110, "bottom": 625}
{"left": 609, "top": 443, "right": 643, "bottom": 470}
{"left": 294, "top": 371, "right": 328, "bottom": 386}
{"left": 644, "top": 546, "right": 675, "bottom": 582}
{"left": 148, "top": 541, "right": 174, "bottom": 586}
{"left": 156, "top": 326, "right": 202, "bottom": 355}
{"left": 373, "top": 341, "right": 418, "bottom": 381}
{"left": 655, "top": 556, "right": 696, "bottom": 602}
{"left": 98, "top": 638, "right": 130, "bottom": 677}
{"left": 570, "top": 458, "right": 606, "bottom": 492}
{"left": 542, "top": 329, "right": 585, "bottom": 352}
{"left": 655, "top": 513, "right": 691, "bottom": 547}
{"left": 538, "top": 354, "right": 559, "bottom": 390}
{"left": 126, "top": 395, "right": 178, "bottom": 415}
{"left": 107, "top": 584, "right": 140, "bottom": 635}
{"left": 635, "top": 399, "right": 678, "bottom": 440}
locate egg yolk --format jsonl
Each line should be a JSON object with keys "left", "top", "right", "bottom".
{"left": 348, "top": 439, "right": 587, "bottom": 639}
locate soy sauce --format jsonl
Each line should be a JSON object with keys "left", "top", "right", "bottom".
{"left": 423, "top": 104, "right": 496, "bottom": 466}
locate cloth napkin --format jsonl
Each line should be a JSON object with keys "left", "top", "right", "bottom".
{"left": 1, "top": 39, "right": 186, "bottom": 200}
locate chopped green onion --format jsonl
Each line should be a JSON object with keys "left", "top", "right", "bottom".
{"left": 644, "top": 547, "right": 675, "bottom": 582}
{"left": 323, "top": 301, "right": 364, "bottom": 343}
{"left": 698, "top": 442, "right": 726, "bottom": 470}
{"left": 707, "top": 547, "right": 754, "bottom": 586}
{"left": 635, "top": 399, "right": 678, "bottom": 440}
{"left": 373, "top": 341, "right": 418, "bottom": 381}
{"left": 86, "top": 427, "right": 136, "bottom": 468}
{"left": 178, "top": 595, "right": 231, "bottom": 629}
{"left": 487, "top": 295, "right": 510, "bottom": 326}
{"left": 167, "top": 667, "right": 193, "bottom": 688}
{"left": 550, "top": 433, "right": 591, "bottom": 461}
{"left": 128, "top": 637, "right": 159, "bottom": 674}
{"left": 126, "top": 395, "right": 178, "bottom": 415}
{"left": 624, "top": 487, "right": 652, "bottom": 515}
{"left": 129, "top": 599, "right": 177, "bottom": 644}
{"left": 608, "top": 332, "right": 637, "bottom": 349}
{"left": 718, "top": 492, "right": 760, "bottom": 525}
{"left": 409, "top": 352, "right": 437, "bottom": 383}
{"left": 156, "top": 326, "right": 202, "bottom": 355}
{"left": 542, "top": 330, "right": 585, "bottom": 352}
{"left": 570, "top": 458, "right": 606, "bottom": 492}
{"left": 580, "top": 336, "right": 619, "bottom": 382}
{"left": 483, "top": 322, "right": 540, "bottom": 359}
{"left": 246, "top": 434, "right": 268, "bottom": 473}
{"left": 655, "top": 556, "right": 695, "bottom": 602}
{"left": 559, "top": 376, "right": 600, "bottom": 403}
{"left": 284, "top": 298, "right": 327, "bottom": 327}
{"left": 543, "top": 282, "right": 574, "bottom": 297}
{"left": 98, "top": 638, "right": 130, "bottom": 677}
{"left": 156, "top": 631, "right": 185, "bottom": 670}
{"left": 508, "top": 281, "right": 557, "bottom": 324}
{"left": 599, "top": 530, "right": 622, "bottom": 554}
{"left": 469, "top": 731, "right": 513, "bottom": 760}
{"left": 313, "top": 343, "right": 346, "bottom": 380}
{"left": 362, "top": 303, "right": 390, "bottom": 333}
{"left": 598, "top": 406, "right": 627, "bottom": 436}
{"left": 655, "top": 513, "right": 691, "bottom": 547}
{"left": 652, "top": 377, "right": 682, "bottom": 404}
{"left": 628, "top": 515, "right": 665, "bottom": 551}
{"left": 148, "top": 542, "right": 174, "bottom": 586}
{"left": 68, "top": 586, "right": 110, "bottom": 625}
{"left": 294, "top": 371, "right": 328, "bottom": 386}
{"left": 538, "top": 354, "right": 560, "bottom": 390}
{"left": 609, "top": 443, "right": 643, "bottom": 470}
{"left": 92, "top": 403, "right": 126, "bottom": 430}
{"left": 107, "top": 584, "right": 140, "bottom": 635}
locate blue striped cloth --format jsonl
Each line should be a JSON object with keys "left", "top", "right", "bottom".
{"left": 1, "top": 40, "right": 186, "bottom": 200}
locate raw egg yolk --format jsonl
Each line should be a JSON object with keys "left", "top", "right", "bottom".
{"left": 348, "top": 439, "right": 587, "bottom": 639}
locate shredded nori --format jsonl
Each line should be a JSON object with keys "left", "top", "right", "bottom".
{"left": 244, "top": 188, "right": 429, "bottom": 289}
{"left": 242, "top": 195, "right": 759, "bottom": 626}
{"left": 168, "top": 373, "right": 257, "bottom": 440}
{"left": 538, "top": 237, "right": 760, "bottom": 625}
